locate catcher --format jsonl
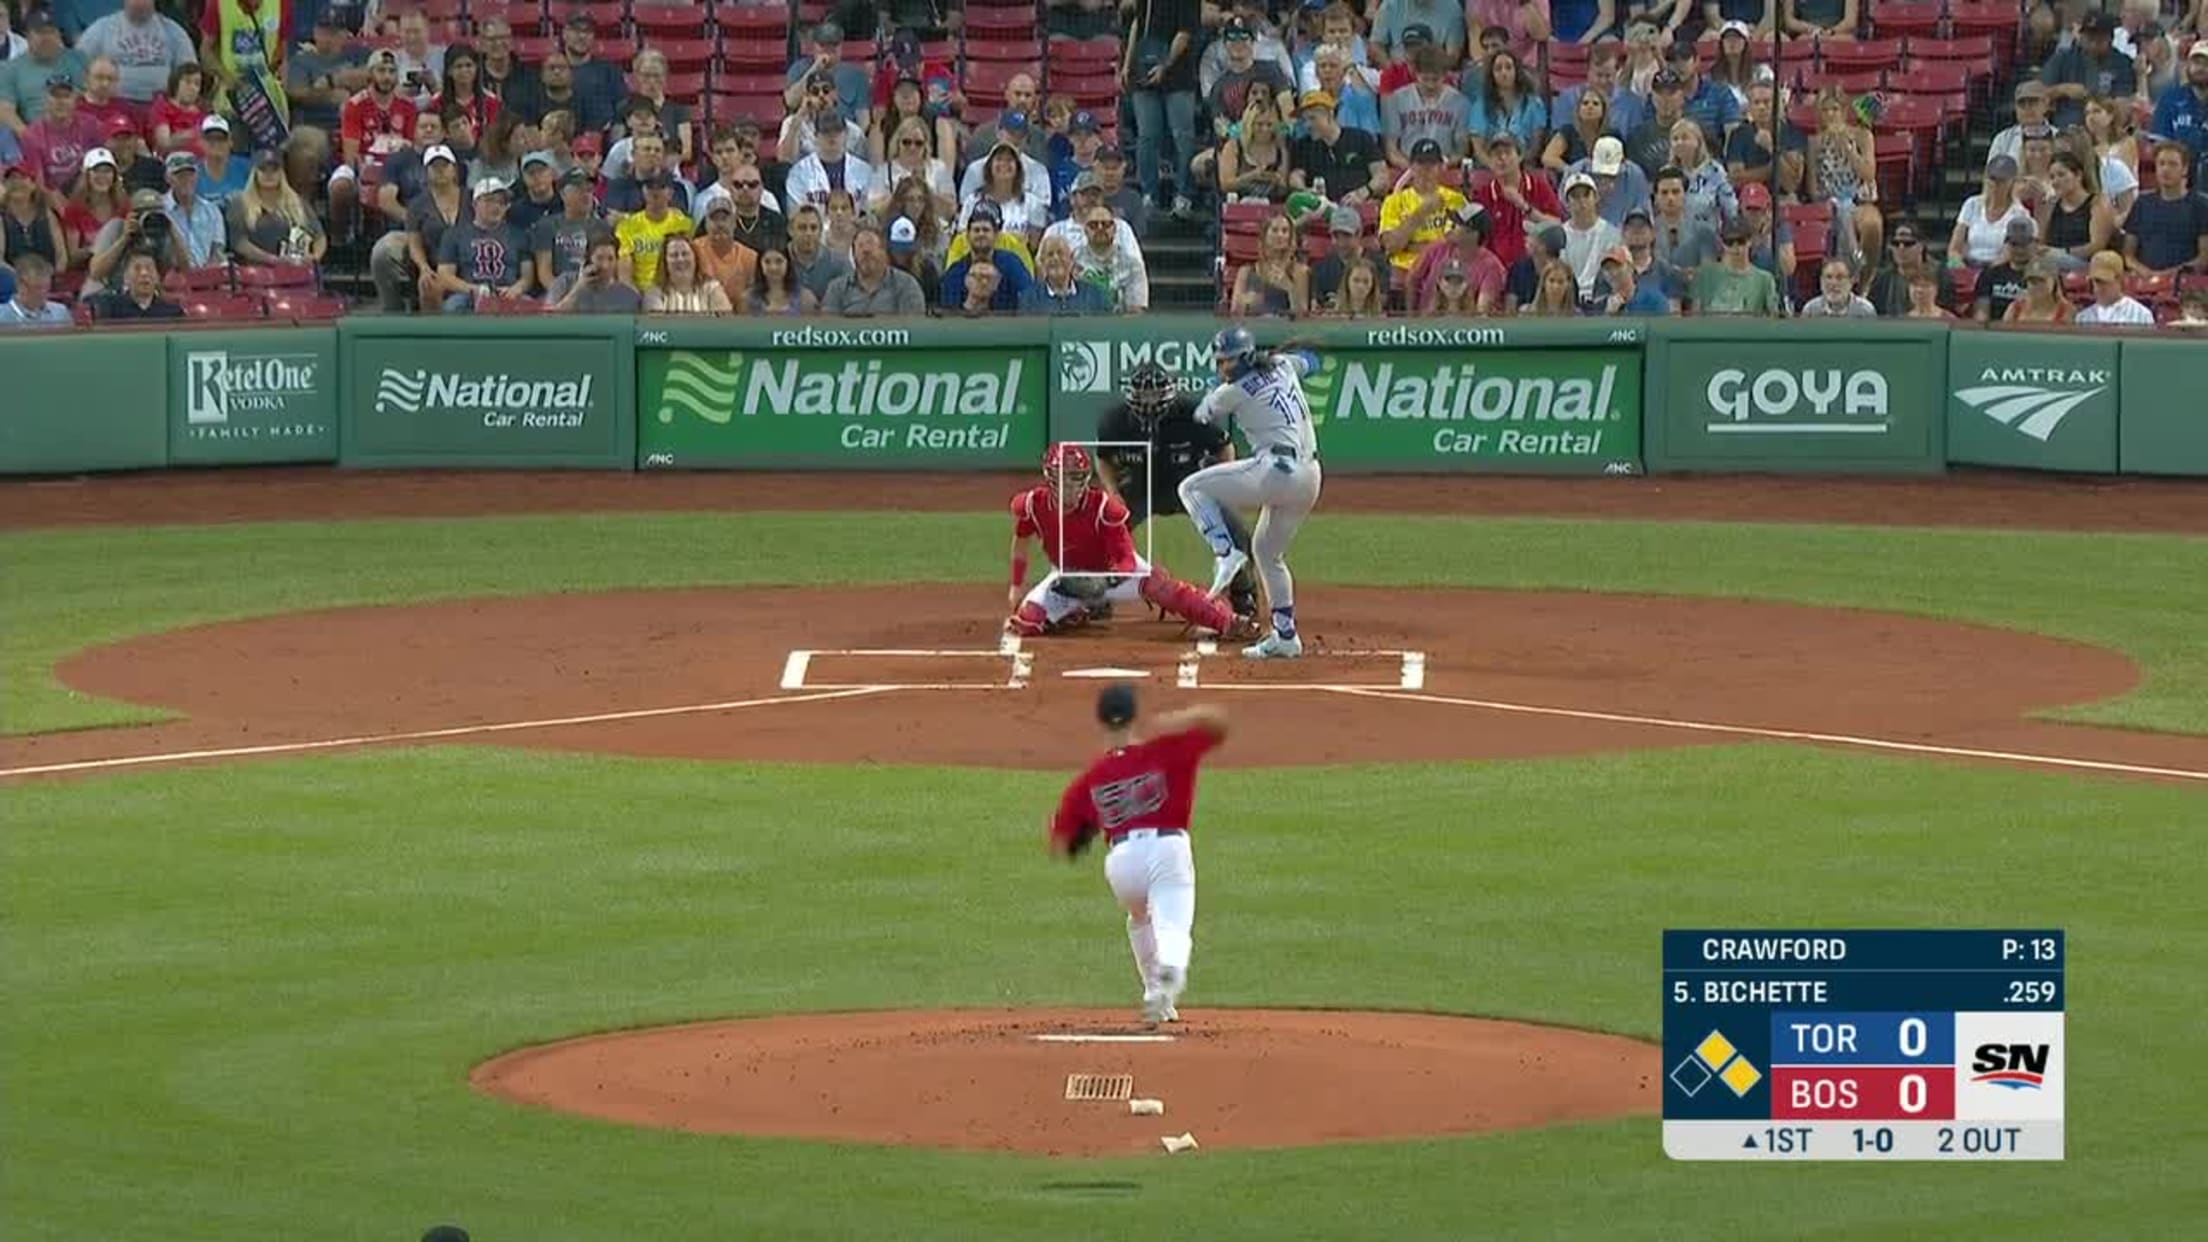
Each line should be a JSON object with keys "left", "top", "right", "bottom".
{"left": 1006, "top": 444, "right": 1242, "bottom": 638}
{"left": 1094, "top": 362, "right": 1260, "bottom": 622}
{"left": 1048, "top": 683, "right": 1225, "bottom": 1024}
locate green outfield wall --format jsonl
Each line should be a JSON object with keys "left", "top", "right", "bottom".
{"left": 2, "top": 318, "right": 2202, "bottom": 477}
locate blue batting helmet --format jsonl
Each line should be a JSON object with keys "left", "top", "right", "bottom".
{"left": 1212, "top": 326, "right": 1258, "bottom": 379}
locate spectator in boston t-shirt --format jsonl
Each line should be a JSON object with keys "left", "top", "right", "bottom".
{"left": 435, "top": 175, "right": 535, "bottom": 312}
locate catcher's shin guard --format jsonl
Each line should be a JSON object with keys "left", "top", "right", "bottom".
{"left": 1140, "top": 568, "right": 1236, "bottom": 633}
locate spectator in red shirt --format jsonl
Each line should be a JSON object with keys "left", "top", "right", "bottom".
{"left": 340, "top": 50, "right": 418, "bottom": 173}
{"left": 76, "top": 60, "right": 137, "bottom": 136}
{"left": 22, "top": 78, "right": 106, "bottom": 192}
{"left": 1408, "top": 200, "right": 1507, "bottom": 313}
{"left": 430, "top": 44, "right": 501, "bottom": 145}
{"left": 149, "top": 63, "right": 209, "bottom": 155}
{"left": 1468, "top": 131, "right": 1562, "bottom": 268}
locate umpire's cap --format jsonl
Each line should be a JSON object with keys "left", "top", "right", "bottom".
{"left": 1097, "top": 684, "right": 1139, "bottom": 728}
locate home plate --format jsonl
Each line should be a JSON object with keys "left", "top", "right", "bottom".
{"left": 1061, "top": 667, "right": 1150, "bottom": 679}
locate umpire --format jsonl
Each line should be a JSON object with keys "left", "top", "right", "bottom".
{"left": 1094, "top": 362, "right": 1259, "bottom": 619}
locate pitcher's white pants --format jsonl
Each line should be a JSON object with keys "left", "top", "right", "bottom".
{"left": 1178, "top": 453, "right": 1323, "bottom": 618}
{"left": 1104, "top": 830, "right": 1195, "bottom": 992}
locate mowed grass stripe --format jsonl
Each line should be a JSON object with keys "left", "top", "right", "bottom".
{"left": 3, "top": 513, "right": 2206, "bottom": 735}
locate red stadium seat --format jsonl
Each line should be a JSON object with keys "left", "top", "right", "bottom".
{"left": 183, "top": 294, "right": 266, "bottom": 321}
{"left": 716, "top": 4, "right": 790, "bottom": 39}
{"left": 662, "top": 69, "right": 707, "bottom": 101}
{"left": 564, "top": 2, "right": 629, "bottom": 33}
{"left": 1819, "top": 37, "right": 1903, "bottom": 72}
{"left": 1221, "top": 199, "right": 1271, "bottom": 232}
{"left": 166, "top": 266, "right": 236, "bottom": 293}
{"left": 1221, "top": 231, "right": 1261, "bottom": 262}
{"left": 634, "top": 5, "right": 703, "bottom": 37}
{"left": 1870, "top": 2, "right": 1944, "bottom": 39}
{"left": 708, "top": 93, "right": 786, "bottom": 127}
{"left": 496, "top": 1, "right": 548, "bottom": 34}
{"left": 235, "top": 262, "right": 319, "bottom": 290}
{"left": 477, "top": 294, "right": 549, "bottom": 314}
{"left": 967, "top": 5, "right": 1041, "bottom": 38}
{"left": 597, "top": 37, "right": 637, "bottom": 62}
{"left": 964, "top": 60, "right": 1040, "bottom": 94}
{"left": 1952, "top": 266, "right": 1982, "bottom": 306}
{"left": 715, "top": 71, "right": 785, "bottom": 97}
{"left": 264, "top": 293, "right": 349, "bottom": 321}
{"left": 1048, "top": 35, "right": 1122, "bottom": 68}
{"left": 647, "top": 37, "right": 717, "bottom": 72}
{"left": 968, "top": 38, "right": 1045, "bottom": 64}
{"left": 514, "top": 34, "right": 557, "bottom": 59}
{"left": 1891, "top": 61, "right": 1973, "bottom": 98}
{"left": 1943, "top": 3, "right": 2021, "bottom": 68}
{"left": 1905, "top": 34, "right": 1997, "bottom": 68}
{"left": 1802, "top": 68, "right": 1886, "bottom": 95}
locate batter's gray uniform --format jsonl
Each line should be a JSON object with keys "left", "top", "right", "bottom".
{"left": 1176, "top": 351, "right": 1323, "bottom": 641}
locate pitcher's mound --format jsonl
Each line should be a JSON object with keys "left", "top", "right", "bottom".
{"left": 471, "top": 1008, "right": 1658, "bottom": 1156}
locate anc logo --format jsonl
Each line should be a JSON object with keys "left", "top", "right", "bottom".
{"left": 1969, "top": 1042, "right": 2048, "bottom": 1090}
{"left": 657, "top": 351, "right": 746, "bottom": 424}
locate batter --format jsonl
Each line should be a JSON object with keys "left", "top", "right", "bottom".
{"left": 1177, "top": 327, "right": 1325, "bottom": 660}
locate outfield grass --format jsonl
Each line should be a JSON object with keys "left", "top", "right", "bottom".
{"left": 4, "top": 746, "right": 2202, "bottom": 1240}
{"left": 4, "top": 513, "right": 2207, "bottom": 735}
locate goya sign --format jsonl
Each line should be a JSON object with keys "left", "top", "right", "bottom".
{"left": 168, "top": 331, "right": 339, "bottom": 464}
{"left": 1650, "top": 333, "right": 1945, "bottom": 474}
{"left": 1945, "top": 333, "right": 2118, "bottom": 473}
{"left": 638, "top": 348, "right": 1045, "bottom": 467}
{"left": 343, "top": 336, "right": 625, "bottom": 467}
{"left": 1301, "top": 349, "right": 1641, "bottom": 473}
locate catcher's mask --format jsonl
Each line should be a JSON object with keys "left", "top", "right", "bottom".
{"left": 1125, "top": 362, "right": 1176, "bottom": 419}
{"left": 1042, "top": 442, "right": 1096, "bottom": 506}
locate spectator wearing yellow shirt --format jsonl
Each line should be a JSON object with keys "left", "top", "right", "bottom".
{"left": 616, "top": 170, "right": 694, "bottom": 290}
{"left": 1378, "top": 138, "right": 1466, "bottom": 286}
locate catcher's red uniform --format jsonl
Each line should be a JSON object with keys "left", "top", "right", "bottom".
{"left": 1004, "top": 446, "right": 1238, "bottom": 638}
{"left": 1011, "top": 486, "right": 1138, "bottom": 573}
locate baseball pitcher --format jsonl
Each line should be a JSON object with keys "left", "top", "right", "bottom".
{"left": 1049, "top": 684, "right": 1226, "bottom": 1024}
{"left": 1005, "top": 444, "right": 1243, "bottom": 638}
{"left": 1093, "top": 362, "right": 1260, "bottom": 623}
{"left": 1177, "top": 326, "right": 1325, "bottom": 660}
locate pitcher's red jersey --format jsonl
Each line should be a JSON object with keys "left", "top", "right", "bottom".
{"left": 1049, "top": 725, "right": 1223, "bottom": 852}
{"left": 1012, "top": 486, "right": 1139, "bottom": 575}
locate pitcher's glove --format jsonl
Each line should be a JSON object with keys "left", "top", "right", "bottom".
{"left": 1067, "top": 822, "right": 1101, "bottom": 859}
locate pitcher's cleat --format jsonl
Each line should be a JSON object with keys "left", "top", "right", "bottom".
{"left": 1205, "top": 550, "right": 1249, "bottom": 599}
{"left": 1142, "top": 988, "right": 1173, "bottom": 1025}
{"left": 1242, "top": 632, "right": 1304, "bottom": 659}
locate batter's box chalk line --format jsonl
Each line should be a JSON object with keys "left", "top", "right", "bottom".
{"left": 780, "top": 639, "right": 1032, "bottom": 692}
{"left": 1177, "top": 641, "right": 1426, "bottom": 692}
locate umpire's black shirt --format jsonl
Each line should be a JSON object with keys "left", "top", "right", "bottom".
{"left": 1095, "top": 395, "right": 1232, "bottom": 518}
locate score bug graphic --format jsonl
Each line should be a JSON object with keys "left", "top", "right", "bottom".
{"left": 1663, "top": 931, "right": 2065, "bottom": 1161}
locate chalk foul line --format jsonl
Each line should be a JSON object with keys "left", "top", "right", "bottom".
{"left": 0, "top": 686, "right": 898, "bottom": 779}
{"left": 1326, "top": 687, "right": 2208, "bottom": 783}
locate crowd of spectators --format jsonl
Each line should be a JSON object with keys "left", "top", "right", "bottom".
{"left": 2, "top": 0, "right": 2206, "bottom": 327}
{"left": 1185, "top": 0, "right": 2208, "bottom": 321}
